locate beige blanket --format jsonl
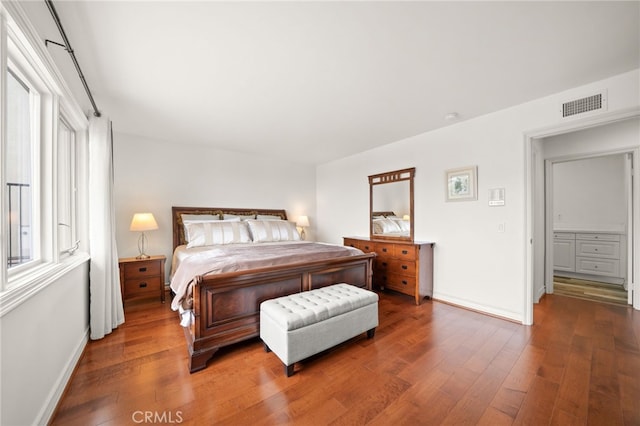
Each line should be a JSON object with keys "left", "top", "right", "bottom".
{"left": 170, "top": 241, "right": 363, "bottom": 311}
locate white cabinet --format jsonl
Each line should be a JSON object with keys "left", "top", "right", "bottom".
{"left": 554, "top": 231, "right": 625, "bottom": 282}
{"left": 553, "top": 233, "right": 575, "bottom": 272}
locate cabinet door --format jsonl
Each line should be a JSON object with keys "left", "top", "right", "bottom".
{"left": 554, "top": 239, "right": 575, "bottom": 272}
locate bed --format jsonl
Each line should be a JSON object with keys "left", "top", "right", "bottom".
{"left": 371, "top": 211, "right": 410, "bottom": 237}
{"left": 169, "top": 206, "right": 376, "bottom": 373}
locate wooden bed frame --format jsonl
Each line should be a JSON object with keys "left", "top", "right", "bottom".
{"left": 171, "top": 206, "right": 376, "bottom": 373}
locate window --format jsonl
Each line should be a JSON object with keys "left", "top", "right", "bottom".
{"left": 0, "top": 4, "right": 88, "bottom": 302}
{"left": 6, "top": 69, "right": 37, "bottom": 269}
{"left": 57, "top": 118, "right": 78, "bottom": 255}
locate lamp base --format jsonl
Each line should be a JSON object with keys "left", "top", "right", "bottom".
{"left": 137, "top": 233, "right": 151, "bottom": 259}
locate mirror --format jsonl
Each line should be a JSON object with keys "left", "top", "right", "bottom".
{"left": 369, "top": 167, "right": 415, "bottom": 241}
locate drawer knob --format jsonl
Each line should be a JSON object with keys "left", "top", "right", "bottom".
{"left": 594, "top": 248, "right": 598, "bottom": 252}
{"left": 364, "top": 246, "right": 370, "bottom": 250}
{"left": 402, "top": 280, "right": 408, "bottom": 285}
{"left": 139, "top": 282, "right": 148, "bottom": 288}
{"left": 402, "top": 265, "right": 408, "bottom": 270}
{"left": 382, "top": 248, "right": 388, "bottom": 252}
{"left": 139, "top": 267, "right": 147, "bottom": 272}
{"left": 382, "top": 262, "right": 387, "bottom": 267}
{"left": 402, "top": 250, "right": 408, "bottom": 255}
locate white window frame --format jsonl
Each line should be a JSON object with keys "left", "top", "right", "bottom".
{"left": 57, "top": 116, "right": 79, "bottom": 257}
{"left": 6, "top": 61, "right": 42, "bottom": 274}
{"left": 0, "top": 3, "right": 89, "bottom": 316}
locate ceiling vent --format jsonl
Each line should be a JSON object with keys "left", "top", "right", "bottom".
{"left": 560, "top": 91, "right": 607, "bottom": 119}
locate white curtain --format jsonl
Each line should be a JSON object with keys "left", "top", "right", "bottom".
{"left": 89, "top": 116, "right": 124, "bottom": 339}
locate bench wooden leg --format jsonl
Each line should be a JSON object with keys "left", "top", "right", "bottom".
{"left": 264, "top": 342, "right": 271, "bottom": 353}
{"left": 367, "top": 328, "right": 376, "bottom": 339}
{"left": 285, "top": 364, "right": 295, "bottom": 377}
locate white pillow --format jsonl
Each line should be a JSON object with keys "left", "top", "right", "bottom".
{"left": 373, "top": 218, "right": 402, "bottom": 234}
{"left": 223, "top": 213, "right": 255, "bottom": 221}
{"left": 184, "top": 220, "right": 251, "bottom": 247}
{"left": 393, "top": 219, "right": 410, "bottom": 232}
{"left": 247, "top": 220, "right": 301, "bottom": 243}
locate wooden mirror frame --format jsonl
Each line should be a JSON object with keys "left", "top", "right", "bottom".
{"left": 369, "top": 167, "right": 415, "bottom": 241}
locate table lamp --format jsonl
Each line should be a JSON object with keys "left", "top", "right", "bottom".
{"left": 130, "top": 213, "right": 158, "bottom": 259}
{"left": 296, "top": 215, "right": 310, "bottom": 240}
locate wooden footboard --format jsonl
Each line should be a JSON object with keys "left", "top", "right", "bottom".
{"left": 186, "top": 253, "right": 375, "bottom": 373}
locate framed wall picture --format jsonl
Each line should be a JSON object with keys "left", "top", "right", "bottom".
{"left": 445, "top": 166, "right": 478, "bottom": 201}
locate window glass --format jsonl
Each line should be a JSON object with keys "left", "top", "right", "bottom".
{"left": 6, "top": 70, "right": 34, "bottom": 268}
{"left": 57, "top": 119, "right": 77, "bottom": 254}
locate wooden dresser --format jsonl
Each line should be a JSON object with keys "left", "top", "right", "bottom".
{"left": 344, "top": 237, "right": 434, "bottom": 305}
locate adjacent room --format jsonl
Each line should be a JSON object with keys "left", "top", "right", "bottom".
{"left": 0, "top": 1, "right": 639, "bottom": 425}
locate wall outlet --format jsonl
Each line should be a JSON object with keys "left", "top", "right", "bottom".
{"left": 498, "top": 223, "right": 505, "bottom": 233}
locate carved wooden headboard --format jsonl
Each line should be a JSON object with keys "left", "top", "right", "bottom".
{"left": 171, "top": 206, "right": 288, "bottom": 250}
{"left": 372, "top": 211, "right": 397, "bottom": 217}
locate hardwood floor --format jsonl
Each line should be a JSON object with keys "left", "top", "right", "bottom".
{"left": 51, "top": 291, "right": 640, "bottom": 425}
{"left": 554, "top": 276, "right": 628, "bottom": 306}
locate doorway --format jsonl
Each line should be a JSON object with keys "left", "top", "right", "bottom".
{"left": 524, "top": 111, "right": 640, "bottom": 325}
{"left": 546, "top": 154, "right": 629, "bottom": 306}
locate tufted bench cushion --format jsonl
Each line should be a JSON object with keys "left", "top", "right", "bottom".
{"left": 260, "top": 283, "right": 378, "bottom": 376}
{"left": 261, "top": 283, "right": 378, "bottom": 331}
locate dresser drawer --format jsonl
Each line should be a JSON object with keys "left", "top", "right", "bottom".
{"left": 375, "top": 258, "right": 416, "bottom": 276}
{"left": 393, "top": 245, "right": 417, "bottom": 260}
{"left": 375, "top": 242, "right": 395, "bottom": 257}
{"left": 575, "top": 233, "right": 620, "bottom": 242}
{"left": 344, "top": 238, "right": 375, "bottom": 253}
{"left": 553, "top": 232, "right": 575, "bottom": 240}
{"left": 124, "top": 276, "right": 162, "bottom": 299}
{"left": 384, "top": 273, "right": 416, "bottom": 296}
{"left": 122, "top": 260, "right": 161, "bottom": 278}
{"left": 576, "top": 257, "right": 620, "bottom": 277}
{"left": 576, "top": 240, "right": 620, "bottom": 259}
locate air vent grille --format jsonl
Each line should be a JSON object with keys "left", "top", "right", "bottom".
{"left": 562, "top": 93, "right": 603, "bottom": 118}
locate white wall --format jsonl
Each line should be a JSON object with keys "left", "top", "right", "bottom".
{"left": 553, "top": 154, "right": 627, "bottom": 232}
{"left": 113, "top": 133, "right": 317, "bottom": 271}
{"left": 317, "top": 69, "right": 640, "bottom": 322}
{"left": 0, "top": 261, "right": 90, "bottom": 425}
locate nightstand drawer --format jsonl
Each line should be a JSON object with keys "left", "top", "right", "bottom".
{"left": 123, "top": 260, "right": 161, "bottom": 278}
{"left": 124, "top": 276, "right": 162, "bottom": 299}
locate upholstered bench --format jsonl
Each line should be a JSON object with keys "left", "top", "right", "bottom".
{"left": 260, "top": 283, "right": 379, "bottom": 376}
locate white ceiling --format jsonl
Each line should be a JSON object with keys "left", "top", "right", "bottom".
{"left": 22, "top": 1, "right": 640, "bottom": 164}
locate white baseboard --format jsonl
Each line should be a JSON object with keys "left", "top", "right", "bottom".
{"left": 432, "top": 292, "right": 523, "bottom": 323}
{"left": 535, "top": 285, "right": 546, "bottom": 303}
{"left": 37, "top": 326, "right": 89, "bottom": 425}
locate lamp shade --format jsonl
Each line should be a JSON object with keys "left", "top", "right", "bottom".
{"left": 130, "top": 213, "right": 158, "bottom": 232}
{"left": 296, "top": 215, "right": 310, "bottom": 227}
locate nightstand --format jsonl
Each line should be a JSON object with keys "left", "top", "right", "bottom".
{"left": 118, "top": 255, "right": 166, "bottom": 304}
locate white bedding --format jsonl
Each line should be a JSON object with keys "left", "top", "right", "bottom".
{"left": 169, "top": 241, "right": 364, "bottom": 313}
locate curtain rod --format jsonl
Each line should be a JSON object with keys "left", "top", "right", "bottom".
{"left": 45, "top": 0, "right": 101, "bottom": 117}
